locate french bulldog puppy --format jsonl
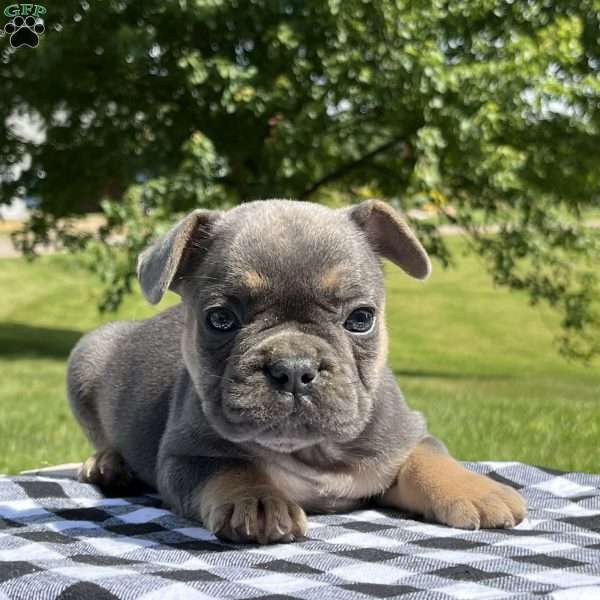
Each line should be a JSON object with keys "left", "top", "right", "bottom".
{"left": 67, "top": 199, "right": 526, "bottom": 544}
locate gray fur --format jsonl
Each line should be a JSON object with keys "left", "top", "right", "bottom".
{"left": 68, "top": 199, "right": 436, "bottom": 519}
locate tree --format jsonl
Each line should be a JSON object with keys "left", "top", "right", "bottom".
{"left": 1, "top": 0, "right": 599, "bottom": 360}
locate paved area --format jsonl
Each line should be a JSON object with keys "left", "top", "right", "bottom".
{"left": 0, "top": 235, "right": 56, "bottom": 258}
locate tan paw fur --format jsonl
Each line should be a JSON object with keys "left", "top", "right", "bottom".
{"left": 381, "top": 443, "right": 527, "bottom": 530}
{"left": 197, "top": 466, "right": 308, "bottom": 544}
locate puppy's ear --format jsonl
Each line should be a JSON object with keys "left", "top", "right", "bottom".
{"left": 137, "top": 209, "right": 221, "bottom": 304}
{"left": 347, "top": 199, "right": 431, "bottom": 280}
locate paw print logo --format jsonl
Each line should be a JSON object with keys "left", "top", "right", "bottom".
{"left": 4, "top": 15, "right": 45, "bottom": 48}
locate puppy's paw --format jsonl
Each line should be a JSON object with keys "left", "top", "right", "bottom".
{"left": 426, "top": 473, "right": 527, "bottom": 530}
{"left": 381, "top": 442, "right": 527, "bottom": 530}
{"left": 79, "top": 449, "right": 136, "bottom": 495}
{"left": 198, "top": 467, "right": 307, "bottom": 544}
{"left": 204, "top": 493, "right": 307, "bottom": 544}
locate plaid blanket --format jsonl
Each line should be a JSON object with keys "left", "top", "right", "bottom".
{"left": 1, "top": 462, "right": 599, "bottom": 599}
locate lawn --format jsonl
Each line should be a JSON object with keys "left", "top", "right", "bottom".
{"left": 0, "top": 246, "right": 598, "bottom": 475}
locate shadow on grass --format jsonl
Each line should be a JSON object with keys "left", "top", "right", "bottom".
{"left": 0, "top": 322, "right": 83, "bottom": 359}
{"left": 393, "top": 368, "right": 512, "bottom": 381}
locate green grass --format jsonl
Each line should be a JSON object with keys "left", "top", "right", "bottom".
{"left": 0, "top": 248, "right": 598, "bottom": 475}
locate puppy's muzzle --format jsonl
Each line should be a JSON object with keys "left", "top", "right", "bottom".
{"left": 264, "top": 357, "right": 320, "bottom": 395}
{"left": 217, "top": 330, "right": 342, "bottom": 436}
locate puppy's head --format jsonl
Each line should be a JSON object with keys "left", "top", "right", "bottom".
{"left": 138, "top": 200, "right": 430, "bottom": 454}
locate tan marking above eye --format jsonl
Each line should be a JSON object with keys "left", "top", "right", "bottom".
{"left": 243, "top": 270, "right": 269, "bottom": 290}
{"left": 320, "top": 266, "right": 344, "bottom": 291}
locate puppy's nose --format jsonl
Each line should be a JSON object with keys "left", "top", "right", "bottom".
{"left": 265, "top": 358, "right": 318, "bottom": 394}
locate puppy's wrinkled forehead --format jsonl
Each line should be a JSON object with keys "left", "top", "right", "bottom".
{"left": 137, "top": 199, "right": 430, "bottom": 307}
{"left": 203, "top": 201, "right": 382, "bottom": 307}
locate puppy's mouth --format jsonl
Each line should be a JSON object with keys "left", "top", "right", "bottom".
{"left": 254, "top": 436, "right": 321, "bottom": 454}
{"left": 222, "top": 395, "right": 327, "bottom": 450}
{"left": 203, "top": 386, "right": 343, "bottom": 449}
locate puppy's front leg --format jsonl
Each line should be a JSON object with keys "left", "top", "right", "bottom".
{"left": 158, "top": 455, "right": 307, "bottom": 544}
{"left": 380, "top": 439, "right": 527, "bottom": 529}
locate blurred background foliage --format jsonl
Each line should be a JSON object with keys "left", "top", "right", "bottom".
{"left": 1, "top": 0, "right": 599, "bottom": 360}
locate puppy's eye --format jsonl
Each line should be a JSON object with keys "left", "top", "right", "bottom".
{"left": 206, "top": 307, "right": 239, "bottom": 332}
{"left": 344, "top": 308, "right": 375, "bottom": 334}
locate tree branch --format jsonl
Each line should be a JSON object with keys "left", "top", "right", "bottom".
{"left": 298, "top": 135, "right": 408, "bottom": 200}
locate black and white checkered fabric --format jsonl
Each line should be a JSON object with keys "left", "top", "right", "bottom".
{"left": 1, "top": 462, "right": 600, "bottom": 599}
